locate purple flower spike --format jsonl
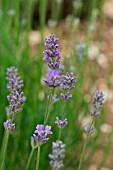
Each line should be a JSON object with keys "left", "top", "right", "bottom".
{"left": 32, "top": 124, "right": 52, "bottom": 146}
{"left": 44, "top": 125, "right": 53, "bottom": 135}
{"left": 4, "top": 119, "right": 15, "bottom": 131}
{"left": 43, "top": 34, "right": 61, "bottom": 69}
{"left": 60, "top": 72, "right": 76, "bottom": 91}
{"left": 55, "top": 117, "right": 68, "bottom": 128}
{"left": 49, "top": 140, "right": 65, "bottom": 169}
{"left": 90, "top": 91, "right": 104, "bottom": 117}
{"left": 4, "top": 66, "right": 26, "bottom": 130}
{"left": 93, "top": 91, "right": 104, "bottom": 109}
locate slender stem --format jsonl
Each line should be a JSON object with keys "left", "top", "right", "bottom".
{"left": 62, "top": 101, "right": 66, "bottom": 119}
{"left": 58, "top": 128, "right": 62, "bottom": 140}
{"left": 0, "top": 130, "right": 9, "bottom": 170}
{"left": 36, "top": 145, "right": 41, "bottom": 170}
{"left": 77, "top": 134, "right": 89, "bottom": 170}
{"left": 58, "top": 101, "right": 66, "bottom": 140}
{"left": 44, "top": 89, "right": 52, "bottom": 126}
{"left": 25, "top": 148, "right": 34, "bottom": 170}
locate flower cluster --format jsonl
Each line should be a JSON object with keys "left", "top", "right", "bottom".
{"left": 90, "top": 91, "right": 104, "bottom": 117}
{"left": 4, "top": 119, "right": 15, "bottom": 131}
{"left": 55, "top": 117, "right": 68, "bottom": 128}
{"left": 49, "top": 140, "right": 65, "bottom": 169}
{"left": 43, "top": 34, "right": 61, "bottom": 88}
{"left": 84, "top": 124, "right": 94, "bottom": 134}
{"left": 6, "top": 67, "right": 24, "bottom": 93}
{"left": 7, "top": 91, "right": 26, "bottom": 113}
{"left": 60, "top": 72, "right": 76, "bottom": 100}
{"left": 84, "top": 91, "right": 104, "bottom": 134}
{"left": 31, "top": 124, "right": 52, "bottom": 147}
{"left": 49, "top": 94, "right": 59, "bottom": 103}
{"left": 3, "top": 66, "right": 26, "bottom": 131}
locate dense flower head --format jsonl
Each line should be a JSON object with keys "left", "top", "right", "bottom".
{"left": 90, "top": 91, "right": 104, "bottom": 117}
{"left": 6, "top": 66, "right": 18, "bottom": 78}
{"left": 4, "top": 119, "right": 15, "bottom": 131}
{"left": 43, "top": 34, "right": 61, "bottom": 69}
{"left": 7, "top": 75, "right": 24, "bottom": 93}
{"left": 32, "top": 124, "right": 52, "bottom": 146}
{"left": 4, "top": 66, "right": 26, "bottom": 130}
{"left": 7, "top": 91, "right": 26, "bottom": 113}
{"left": 55, "top": 117, "right": 68, "bottom": 128}
{"left": 60, "top": 72, "right": 76, "bottom": 90}
{"left": 6, "top": 66, "right": 26, "bottom": 115}
{"left": 49, "top": 140, "right": 65, "bottom": 169}
{"left": 93, "top": 91, "right": 104, "bottom": 109}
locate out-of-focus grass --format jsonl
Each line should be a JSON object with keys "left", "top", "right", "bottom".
{"left": 0, "top": 0, "right": 112, "bottom": 170}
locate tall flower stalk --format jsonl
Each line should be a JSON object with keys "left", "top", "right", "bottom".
{"left": 48, "top": 35, "right": 76, "bottom": 169}
{"left": 78, "top": 91, "right": 104, "bottom": 170}
{"left": 26, "top": 34, "right": 62, "bottom": 170}
{"left": 0, "top": 66, "right": 26, "bottom": 170}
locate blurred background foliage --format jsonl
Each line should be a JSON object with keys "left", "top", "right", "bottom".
{"left": 0, "top": 0, "right": 113, "bottom": 170}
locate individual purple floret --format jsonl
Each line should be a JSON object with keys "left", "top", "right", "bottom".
{"left": 32, "top": 124, "right": 52, "bottom": 146}
{"left": 49, "top": 140, "right": 65, "bottom": 169}
{"left": 4, "top": 119, "right": 15, "bottom": 131}
{"left": 55, "top": 117, "right": 68, "bottom": 128}
{"left": 93, "top": 91, "right": 104, "bottom": 109}
{"left": 49, "top": 94, "right": 59, "bottom": 103}
{"left": 46, "top": 69, "right": 60, "bottom": 79}
{"left": 84, "top": 125, "right": 94, "bottom": 134}
{"left": 43, "top": 34, "right": 62, "bottom": 69}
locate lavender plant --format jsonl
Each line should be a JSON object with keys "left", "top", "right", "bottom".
{"left": 78, "top": 91, "right": 104, "bottom": 170}
{"left": 0, "top": 66, "right": 26, "bottom": 170}
{"left": 26, "top": 34, "right": 62, "bottom": 170}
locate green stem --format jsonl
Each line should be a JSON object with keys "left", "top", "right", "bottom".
{"left": 25, "top": 148, "right": 34, "bottom": 170}
{"left": 77, "top": 134, "right": 89, "bottom": 170}
{"left": 58, "top": 128, "right": 62, "bottom": 140}
{"left": 0, "top": 130, "right": 9, "bottom": 170}
{"left": 36, "top": 145, "right": 41, "bottom": 170}
{"left": 62, "top": 101, "right": 66, "bottom": 119}
{"left": 44, "top": 89, "right": 52, "bottom": 126}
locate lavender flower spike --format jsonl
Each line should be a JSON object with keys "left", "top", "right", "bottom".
{"left": 90, "top": 91, "right": 104, "bottom": 117}
{"left": 49, "top": 140, "right": 65, "bottom": 169}
{"left": 43, "top": 34, "right": 61, "bottom": 69}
